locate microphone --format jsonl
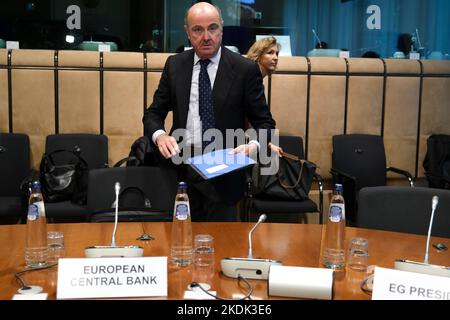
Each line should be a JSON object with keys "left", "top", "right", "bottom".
{"left": 395, "top": 195, "right": 450, "bottom": 277}
{"left": 111, "top": 182, "right": 120, "bottom": 247}
{"left": 424, "top": 196, "right": 438, "bottom": 264}
{"left": 248, "top": 214, "right": 266, "bottom": 258}
{"left": 415, "top": 29, "right": 423, "bottom": 49}
{"left": 312, "top": 29, "right": 322, "bottom": 49}
{"left": 221, "top": 214, "right": 282, "bottom": 280}
{"left": 85, "top": 182, "right": 144, "bottom": 258}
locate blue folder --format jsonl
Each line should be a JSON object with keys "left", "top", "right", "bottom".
{"left": 186, "top": 148, "right": 256, "bottom": 180}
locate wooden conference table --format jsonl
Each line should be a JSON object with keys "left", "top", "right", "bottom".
{"left": 0, "top": 222, "right": 448, "bottom": 300}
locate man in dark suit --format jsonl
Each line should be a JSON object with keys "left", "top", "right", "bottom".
{"left": 143, "top": 2, "right": 276, "bottom": 221}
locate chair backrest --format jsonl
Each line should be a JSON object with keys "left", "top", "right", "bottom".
{"left": 332, "top": 134, "right": 387, "bottom": 190}
{"left": 279, "top": 135, "right": 304, "bottom": 158}
{"left": 87, "top": 166, "right": 178, "bottom": 215}
{"left": 423, "top": 134, "right": 450, "bottom": 189}
{"left": 45, "top": 134, "right": 108, "bottom": 169}
{"left": 0, "top": 133, "right": 30, "bottom": 196}
{"left": 357, "top": 186, "right": 450, "bottom": 238}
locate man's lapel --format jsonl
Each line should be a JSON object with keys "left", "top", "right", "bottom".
{"left": 176, "top": 50, "right": 194, "bottom": 128}
{"left": 213, "top": 47, "right": 236, "bottom": 122}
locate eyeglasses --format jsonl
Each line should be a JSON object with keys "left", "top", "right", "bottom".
{"left": 190, "top": 24, "right": 221, "bottom": 37}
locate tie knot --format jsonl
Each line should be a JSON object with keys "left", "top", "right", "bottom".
{"left": 199, "top": 59, "right": 210, "bottom": 69}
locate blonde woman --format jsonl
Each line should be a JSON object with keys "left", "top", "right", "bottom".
{"left": 247, "top": 36, "right": 280, "bottom": 78}
{"left": 247, "top": 37, "right": 282, "bottom": 155}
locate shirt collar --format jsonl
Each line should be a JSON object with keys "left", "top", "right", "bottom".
{"left": 194, "top": 46, "right": 222, "bottom": 66}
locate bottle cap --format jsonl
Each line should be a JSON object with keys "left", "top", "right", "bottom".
{"left": 178, "top": 181, "right": 188, "bottom": 190}
{"left": 334, "top": 184, "right": 343, "bottom": 192}
{"left": 31, "top": 181, "right": 41, "bottom": 190}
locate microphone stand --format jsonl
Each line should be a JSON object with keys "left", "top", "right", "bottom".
{"left": 248, "top": 214, "right": 266, "bottom": 259}
{"left": 221, "top": 214, "right": 282, "bottom": 280}
{"left": 85, "top": 182, "right": 144, "bottom": 258}
{"left": 395, "top": 195, "right": 450, "bottom": 277}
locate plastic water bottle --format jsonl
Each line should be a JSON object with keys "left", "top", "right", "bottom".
{"left": 170, "top": 182, "right": 193, "bottom": 267}
{"left": 25, "top": 181, "right": 48, "bottom": 268}
{"left": 323, "top": 183, "right": 346, "bottom": 270}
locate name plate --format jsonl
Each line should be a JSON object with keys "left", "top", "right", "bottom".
{"left": 372, "top": 267, "right": 450, "bottom": 300}
{"left": 6, "top": 41, "right": 20, "bottom": 49}
{"left": 57, "top": 257, "right": 167, "bottom": 299}
{"left": 339, "top": 51, "right": 350, "bottom": 59}
{"left": 409, "top": 52, "right": 420, "bottom": 60}
{"left": 98, "top": 44, "right": 111, "bottom": 52}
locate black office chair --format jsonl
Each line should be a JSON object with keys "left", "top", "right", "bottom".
{"left": 88, "top": 166, "right": 177, "bottom": 222}
{"left": 43, "top": 134, "right": 109, "bottom": 222}
{"left": 423, "top": 134, "right": 450, "bottom": 190}
{"left": 331, "top": 134, "right": 414, "bottom": 224}
{"left": 0, "top": 133, "right": 32, "bottom": 224}
{"left": 245, "top": 136, "right": 324, "bottom": 224}
{"left": 358, "top": 186, "right": 450, "bottom": 238}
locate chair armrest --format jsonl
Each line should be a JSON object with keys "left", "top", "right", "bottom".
{"left": 313, "top": 172, "right": 324, "bottom": 224}
{"left": 330, "top": 168, "right": 356, "bottom": 183}
{"left": 113, "top": 156, "right": 139, "bottom": 167}
{"left": 386, "top": 167, "right": 415, "bottom": 187}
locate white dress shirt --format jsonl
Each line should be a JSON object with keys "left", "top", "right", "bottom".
{"left": 185, "top": 48, "right": 221, "bottom": 147}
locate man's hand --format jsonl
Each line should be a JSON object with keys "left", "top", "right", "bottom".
{"left": 156, "top": 134, "right": 180, "bottom": 159}
{"left": 229, "top": 143, "right": 258, "bottom": 156}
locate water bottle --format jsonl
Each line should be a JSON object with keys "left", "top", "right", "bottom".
{"left": 25, "top": 181, "right": 48, "bottom": 268}
{"left": 322, "top": 183, "right": 346, "bottom": 270}
{"left": 170, "top": 182, "right": 193, "bottom": 267}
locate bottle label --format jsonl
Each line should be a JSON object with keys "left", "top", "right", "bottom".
{"left": 175, "top": 201, "right": 189, "bottom": 221}
{"left": 329, "top": 203, "right": 345, "bottom": 223}
{"left": 27, "top": 201, "right": 45, "bottom": 221}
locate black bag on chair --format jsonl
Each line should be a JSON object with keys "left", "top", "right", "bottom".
{"left": 423, "top": 134, "right": 450, "bottom": 189}
{"left": 255, "top": 152, "right": 316, "bottom": 201}
{"left": 39, "top": 149, "right": 89, "bottom": 204}
{"left": 127, "top": 136, "right": 161, "bottom": 166}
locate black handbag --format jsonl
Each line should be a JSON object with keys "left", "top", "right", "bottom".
{"left": 127, "top": 136, "right": 161, "bottom": 166}
{"left": 255, "top": 152, "right": 316, "bottom": 201}
{"left": 39, "top": 149, "right": 89, "bottom": 204}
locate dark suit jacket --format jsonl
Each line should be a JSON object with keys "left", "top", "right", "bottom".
{"left": 143, "top": 47, "right": 276, "bottom": 204}
{"left": 144, "top": 46, "right": 275, "bottom": 139}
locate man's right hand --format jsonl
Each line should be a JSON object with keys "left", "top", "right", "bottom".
{"left": 156, "top": 133, "right": 180, "bottom": 159}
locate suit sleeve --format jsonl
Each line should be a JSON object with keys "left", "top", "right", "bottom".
{"left": 143, "top": 57, "right": 173, "bottom": 139}
{"left": 244, "top": 62, "right": 276, "bottom": 143}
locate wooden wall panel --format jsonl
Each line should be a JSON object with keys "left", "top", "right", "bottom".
{"left": 104, "top": 71, "right": 144, "bottom": 165}
{"left": 270, "top": 74, "right": 307, "bottom": 139}
{"left": 384, "top": 77, "right": 421, "bottom": 177}
{"left": 11, "top": 70, "right": 54, "bottom": 168}
{"left": 308, "top": 76, "right": 346, "bottom": 177}
{"left": 347, "top": 77, "right": 384, "bottom": 135}
{"left": 58, "top": 71, "right": 100, "bottom": 134}
{"left": 0, "top": 69, "right": 7, "bottom": 133}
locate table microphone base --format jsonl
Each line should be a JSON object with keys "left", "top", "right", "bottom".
{"left": 221, "top": 257, "right": 282, "bottom": 280}
{"left": 394, "top": 259, "right": 450, "bottom": 278}
{"left": 85, "top": 246, "right": 144, "bottom": 258}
